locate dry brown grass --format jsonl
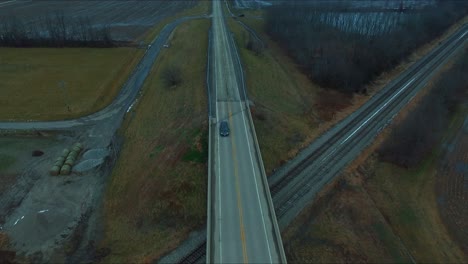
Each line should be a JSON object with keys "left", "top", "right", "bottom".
{"left": 282, "top": 171, "right": 411, "bottom": 263}
{"left": 366, "top": 157, "right": 466, "bottom": 263}
{"left": 284, "top": 122, "right": 467, "bottom": 263}
{"left": 99, "top": 19, "right": 209, "bottom": 263}
{"left": 436, "top": 110, "right": 468, "bottom": 254}
{"left": 0, "top": 47, "right": 143, "bottom": 121}
{"left": 283, "top": 50, "right": 468, "bottom": 263}
{"left": 0, "top": 1, "right": 210, "bottom": 122}
{"left": 0, "top": 232, "right": 9, "bottom": 249}
{"left": 0, "top": 232, "right": 15, "bottom": 263}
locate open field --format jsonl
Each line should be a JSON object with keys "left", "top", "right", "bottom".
{"left": 0, "top": 47, "right": 144, "bottom": 121}
{"left": 282, "top": 173, "right": 412, "bottom": 263}
{"left": 0, "top": 1, "right": 210, "bottom": 121}
{"left": 100, "top": 19, "right": 209, "bottom": 263}
{"left": 0, "top": 0, "right": 196, "bottom": 41}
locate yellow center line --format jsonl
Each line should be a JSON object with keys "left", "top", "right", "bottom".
{"left": 228, "top": 102, "right": 249, "bottom": 263}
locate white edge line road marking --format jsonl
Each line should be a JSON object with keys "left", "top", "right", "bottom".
{"left": 215, "top": 18, "right": 223, "bottom": 262}
{"left": 340, "top": 78, "right": 415, "bottom": 145}
{"left": 239, "top": 100, "right": 274, "bottom": 263}
{"left": 13, "top": 215, "right": 25, "bottom": 226}
{"left": 220, "top": 6, "right": 274, "bottom": 261}
{"left": 214, "top": 4, "right": 226, "bottom": 260}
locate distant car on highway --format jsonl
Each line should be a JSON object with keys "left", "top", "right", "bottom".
{"left": 220, "top": 121, "right": 230, "bottom": 137}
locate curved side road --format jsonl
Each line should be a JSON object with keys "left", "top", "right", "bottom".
{"left": 0, "top": 15, "right": 209, "bottom": 131}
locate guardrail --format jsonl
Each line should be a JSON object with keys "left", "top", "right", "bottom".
{"left": 228, "top": 20, "right": 288, "bottom": 263}
{"left": 206, "top": 27, "right": 214, "bottom": 263}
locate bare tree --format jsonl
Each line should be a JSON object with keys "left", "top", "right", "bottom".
{"left": 264, "top": 0, "right": 468, "bottom": 93}
{"left": 162, "top": 65, "right": 183, "bottom": 88}
{"left": 245, "top": 33, "right": 264, "bottom": 56}
{"left": 0, "top": 11, "right": 116, "bottom": 47}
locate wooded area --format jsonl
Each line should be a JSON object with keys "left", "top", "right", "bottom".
{"left": 0, "top": 12, "right": 114, "bottom": 47}
{"left": 378, "top": 49, "right": 467, "bottom": 168}
{"left": 265, "top": 1, "right": 468, "bottom": 93}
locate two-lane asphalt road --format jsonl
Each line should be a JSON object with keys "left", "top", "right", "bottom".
{"left": 209, "top": 0, "right": 285, "bottom": 263}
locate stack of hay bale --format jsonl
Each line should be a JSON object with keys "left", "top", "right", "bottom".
{"left": 50, "top": 143, "right": 83, "bottom": 176}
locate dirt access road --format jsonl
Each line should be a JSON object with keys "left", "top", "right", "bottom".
{"left": 0, "top": 14, "right": 208, "bottom": 263}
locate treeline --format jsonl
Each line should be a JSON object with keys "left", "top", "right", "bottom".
{"left": 378, "top": 49, "right": 468, "bottom": 168}
{"left": 0, "top": 12, "right": 114, "bottom": 47}
{"left": 265, "top": 1, "right": 468, "bottom": 93}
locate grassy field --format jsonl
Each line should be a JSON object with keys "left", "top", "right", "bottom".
{"left": 366, "top": 104, "right": 467, "bottom": 263}
{"left": 366, "top": 160, "right": 465, "bottom": 262}
{"left": 0, "top": 48, "right": 143, "bottom": 121}
{"left": 436, "top": 109, "right": 468, "bottom": 254}
{"left": 226, "top": 16, "right": 321, "bottom": 174}
{"left": 0, "top": 1, "right": 209, "bottom": 122}
{"left": 0, "top": 232, "right": 14, "bottom": 263}
{"left": 283, "top": 175, "right": 412, "bottom": 263}
{"left": 99, "top": 19, "right": 209, "bottom": 263}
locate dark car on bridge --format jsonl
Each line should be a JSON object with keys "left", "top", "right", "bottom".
{"left": 220, "top": 121, "right": 230, "bottom": 137}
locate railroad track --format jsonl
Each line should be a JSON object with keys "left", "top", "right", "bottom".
{"left": 175, "top": 243, "right": 206, "bottom": 264}
{"left": 270, "top": 24, "right": 467, "bottom": 197}
{"left": 273, "top": 25, "right": 467, "bottom": 219}
{"left": 176, "top": 24, "right": 467, "bottom": 264}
